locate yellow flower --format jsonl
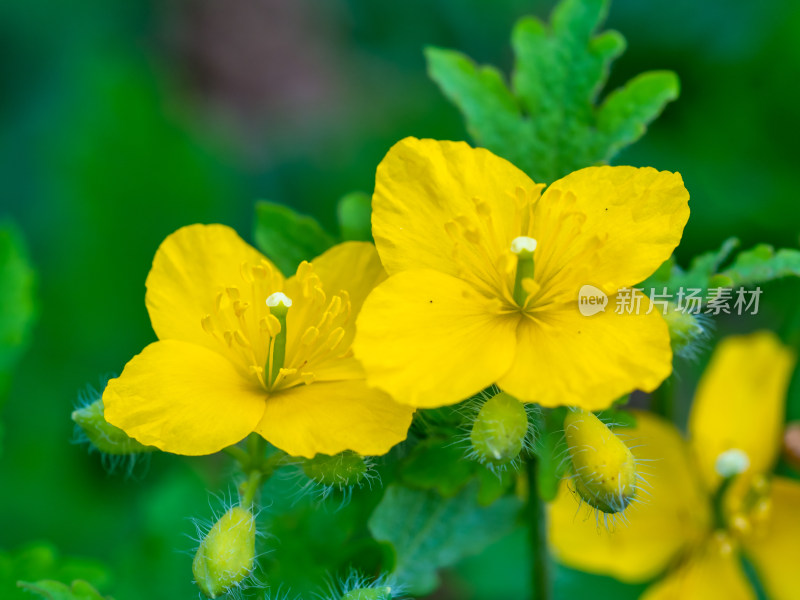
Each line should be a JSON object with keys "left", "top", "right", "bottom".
{"left": 550, "top": 332, "right": 799, "bottom": 600}
{"left": 103, "top": 224, "right": 413, "bottom": 458}
{"left": 354, "top": 137, "right": 690, "bottom": 409}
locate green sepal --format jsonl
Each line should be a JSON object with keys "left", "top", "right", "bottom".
{"left": 16, "top": 580, "right": 112, "bottom": 600}
{"left": 253, "top": 200, "right": 336, "bottom": 276}
{"left": 71, "top": 399, "right": 154, "bottom": 455}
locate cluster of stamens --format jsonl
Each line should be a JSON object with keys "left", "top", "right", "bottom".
{"left": 199, "top": 259, "right": 354, "bottom": 394}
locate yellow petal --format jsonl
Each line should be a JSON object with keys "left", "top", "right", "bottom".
{"left": 535, "top": 166, "right": 689, "bottom": 297}
{"left": 103, "top": 340, "right": 267, "bottom": 455}
{"left": 283, "top": 242, "right": 386, "bottom": 382}
{"left": 146, "top": 224, "right": 283, "bottom": 353}
{"left": 308, "top": 241, "right": 386, "bottom": 316}
{"left": 255, "top": 380, "right": 414, "bottom": 458}
{"left": 499, "top": 294, "right": 672, "bottom": 410}
{"left": 641, "top": 538, "right": 755, "bottom": 600}
{"left": 744, "top": 476, "right": 800, "bottom": 600}
{"left": 689, "top": 332, "right": 796, "bottom": 489}
{"left": 372, "top": 137, "right": 539, "bottom": 289}
{"left": 549, "top": 412, "right": 710, "bottom": 583}
{"left": 354, "top": 269, "right": 518, "bottom": 408}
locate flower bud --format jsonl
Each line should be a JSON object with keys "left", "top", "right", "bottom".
{"left": 72, "top": 398, "right": 153, "bottom": 455}
{"left": 564, "top": 409, "right": 636, "bottom": 514}
{"left": 302, "top": 451, "right": 370, "bottom": 487}
{"left": 470, "top": 392, "right": 528, "bottom": 467}
{"left": 342, "top": 586, "right": 393, "bottom": 600}
{"left": 193, "top": 506, "right": 256, "bottom": 598}
{"left": 663, "top": 302, "right": 709, "bottom": 359}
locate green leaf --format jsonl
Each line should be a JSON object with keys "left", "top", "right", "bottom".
{"left": 642, "top": 240, "right": 800, "bottom": 300}
{"left": 0, "top": 544, "right": 109, "bottom": 600}
{"left": 17, "top": 580, "right": 112, "bottom": 600}
{"left": 337, "top": 192, "right": 373, "bottom": 242}
{"left": 369, "top": 482, "right": 521, "bottom": 595}
{"left": 721, "top": 245, "right": 800, "bottom": 288}
{"left": 400, "top": 438, "right": 476, "bottom": 497}
{"left": 0, "top": 222, "right": 37, "bottom": 395}
{"left": 253, "top": 201, "right": 336, "bottom": 276}
{"left": 427, "top": 0, "right": 679, "bottom": 183}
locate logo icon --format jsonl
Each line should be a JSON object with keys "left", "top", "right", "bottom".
{"left": 578, "top": 285, "right": 608, "bottom": 316}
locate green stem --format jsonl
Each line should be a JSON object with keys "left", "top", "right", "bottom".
{"left": 222, "top": 445, "right": 250, "bottom": 465}
{"left": 527, "top": 458, "right": 550, "bottom": 600}
{"left": 240, "top": 469, "right": 263, "bottom": 509}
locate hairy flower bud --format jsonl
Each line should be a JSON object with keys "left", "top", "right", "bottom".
{"left": 470, "top": 392, "right": 528, "bottom": 467}
{"left": 193, "top": 506, "right": 256, "bottom": 598}
{"left": 72, "top": 398, "right": 153, "bottom": 455}
{"left": 342, "top": 586, "right": 393, "bottom": 600}
{"left": 302, "top": 451, "right": 370, "bottom": 487}
{"left": 663, "top": 302, "right": 709, "bottom": 359}
{"left": 564, "top": 409, "right": 636, "bottom": 514}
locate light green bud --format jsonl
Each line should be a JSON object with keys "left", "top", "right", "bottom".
{"left": 72, "top": 399, "right": 153, "bottom": 455}
{"left": 342, "top": 586, "right": 393, "bottom": 600}
{"left": 564, "top": 409, "right": 636, "bottom": 514}
{"left": 470, "top": 392, "right": 528, "bottom": 467}
{"left": 193, "top": 506, "right": 256, "bottom": 598}
{"left": 663, "top": 302, "right": 708, "bottom": 358}
{"left": 302, "top": 451, "right": 369, "bottom": 487}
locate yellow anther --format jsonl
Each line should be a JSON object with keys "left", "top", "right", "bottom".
{"left": 472, "top": 197, "right": 491, "bottom": 217}
{"left": 301, "top": 327, "right": 320, "bottom": 345}
{"left": 251, "top": 264, "right": 268, "bottom": 280}
{"left": 444, "top": 221, "right": 460, "bottom": 240}
{"left": 326, "top": 327, "right": 345, "bottom": 350}
{"left": 301, "top": 372, "right": 316, "bottom": 384}
{"left": 226, "top": 287, "right": 240, "bottom": 301}
{"left": 313, "top": 286, "right": 326, "bottom": 305}
{"left": 233, "top": 330, "right": 250, "bottom": 348}
{"left": 223, "top": 331, "right": 234, "bottom": 346}
{"left": 233, "top": 301, "right": 249, "bottom": 317}
{"left": 264, "top": 314, "right": 281, "bottom": 337}
{"left": 201, "top": 315, "right": 214, "bottom": 334}
{"left": 327, "top": 296, "right": 342, "bottom": 316}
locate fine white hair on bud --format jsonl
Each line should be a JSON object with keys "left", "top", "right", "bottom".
{"left": 715, "top": 448, "right": 750, "bottom": 478}
{"left": 510, "top": 236, "right": 538, "bottom": 255}
{"left": 266, "top": 292, "right": 293, "bottom": 308}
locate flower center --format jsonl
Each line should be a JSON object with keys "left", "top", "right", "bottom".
{"left": 199, "top": 260, "right": 354, "bottom": 393}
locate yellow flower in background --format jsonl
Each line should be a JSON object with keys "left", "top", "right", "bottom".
{"left": 354, "top": 137, "right": 690, "bottom": 409}
{"left": 104, "top": 224, "right": 413, "bottom": 458}
{"left": 550, "top": 332, "right": 799, "bottom": 600}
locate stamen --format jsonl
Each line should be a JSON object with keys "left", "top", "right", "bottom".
{"left": 511, "top": 236, "right": 538, "bottom": 307}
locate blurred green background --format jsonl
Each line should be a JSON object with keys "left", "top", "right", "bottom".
{"left": 1, "top": 0, "right": 799, "bottom": 598}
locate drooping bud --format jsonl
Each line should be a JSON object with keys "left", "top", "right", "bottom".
{"left": 663, "top": 302, "right": 710, "bottom": 359}
{"left": 72, "top": 398, "right": 154, "bottom": 455}
{"left": 193, "top": 506, "right": 256, "bottom": 599}
{"left": 342, "top": 587, "right": 393, "bottom": 600}
{"left": 302, "top": 451, "right": 370, "bottom": 488}
{"left": 564, "top": 408, "right": 636, "bottom": 514}
{"left": 470, "top": 392, "right": 529, "bottom": 467}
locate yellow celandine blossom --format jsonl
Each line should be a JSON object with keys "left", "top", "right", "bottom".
{"left": 354, "top": 137, "right": 690, "bottom": 409}
{"left": 103, "top": 224, "right": 413, "bottom": 458}
{"left": 550, "top": 332, "right": 799, "bottom": 600}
